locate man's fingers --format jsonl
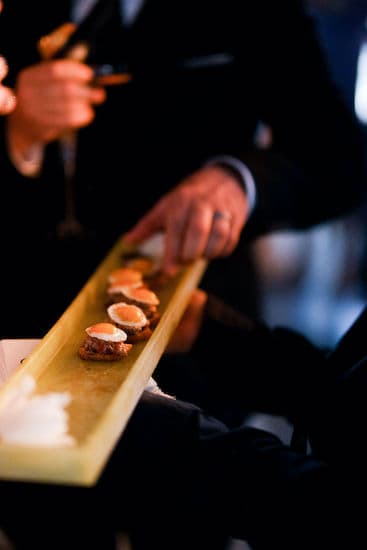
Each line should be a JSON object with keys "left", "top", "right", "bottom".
{"left": 204, "top": 210, "right": 233, "bottom": 258}
{"left": 180, "top": 203, "right": 213, "bottom": 262}
{"left": 161, "top": 219, "right": 186, "bottom": 276}
{"left": 124, "top": 204, "right": 164, "bottom": 245}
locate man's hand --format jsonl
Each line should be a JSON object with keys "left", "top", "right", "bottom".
{"left": 6, "top": 59, "right": 106, "bottom": 154}
{"left": 125, "top": 165, "right": 250, "bottom": 276}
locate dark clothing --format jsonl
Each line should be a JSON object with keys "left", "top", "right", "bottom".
{"left": 0, "top": 0, "right": 366, "bottom": 336}
{"left": 2, "top": 300, "right": 367, "bottom": 548}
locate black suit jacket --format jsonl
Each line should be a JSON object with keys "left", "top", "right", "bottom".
{"left": 156, "top": 295, "right": 365, "bottom": 548}
{"left": 190, "top": 295, "right": 367, "bottom": 460}
{"left": 0, "top": 0, "right": 365, "bottom": 336}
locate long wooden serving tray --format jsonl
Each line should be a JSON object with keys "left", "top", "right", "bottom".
{"left": 0, "top": 236, "right": 207, "bottom": 486}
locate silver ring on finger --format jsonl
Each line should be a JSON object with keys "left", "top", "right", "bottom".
{"left": 212, "top": 210, "right": 232, "bottom": 222}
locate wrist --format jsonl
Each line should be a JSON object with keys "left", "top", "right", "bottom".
{"left": 6, "top": 117, "right": 44, "bottom": 177}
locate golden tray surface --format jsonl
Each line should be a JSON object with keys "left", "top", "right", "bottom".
{"left": 0, "top": 236, "right": 207, "bottom": 486}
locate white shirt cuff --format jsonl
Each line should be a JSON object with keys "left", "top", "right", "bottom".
{"left": 206, "top": 155, "right": 257, "bottom": 214}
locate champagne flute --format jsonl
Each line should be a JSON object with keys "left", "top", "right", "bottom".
{"left": 56, "top": 63, "right": 131, "bottom": 239}
{"left": 54, "top": 41, "right": 90, "bottom": 239}
{"left": 38, "top": 25, "right": 131, "bottom": 239}
{"left": 56, "top": 129, "right": 85, "bottom": 238}
{"left": 38, "top": 25, "right": 88, "bottom": 238}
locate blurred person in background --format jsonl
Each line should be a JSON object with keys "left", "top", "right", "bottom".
{"left": 306, "top": 0, "right": 367, "bottom": 115}
{"left": 0, "top": 0, "right": 365, "bottom": 341}
{"left": 306, "top": 1, "right": 367, "bottom": 301}
{"left": 248, "top": 0, "right": 367, "bottom": 350}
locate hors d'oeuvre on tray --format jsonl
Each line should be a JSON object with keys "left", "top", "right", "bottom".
{"left": 123, "top": 254, "right": 161, "bottom": 280}
{"left": 107, "top": 302, "right": 152, "bottom": 343}
{"left": 78, "top": 322, "right": 132, "bottom": 361}
{"left": 107, "top": 267, "right": 143, "bottom": 287}
{"left": 108, "top": 285, "right": 161, "bottom": 328}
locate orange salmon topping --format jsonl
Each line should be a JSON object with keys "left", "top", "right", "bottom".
{"left": 109, "top": 267, "right": 143, "bottom": 284}
{"left": 129, "top": 287, "right": 159, "bottom": 305}
{"left": 126, "top": 258, "right": 156, "bottom": 275}
{"left": 88, "top": 322, "right": 116, "bottom": 334}
{"left": 115, "top": 304, "right": 146, "bottom": 323}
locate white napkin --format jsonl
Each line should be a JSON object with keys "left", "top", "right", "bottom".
{"left": 145, "top": 376, "right": 175, "bottom": 399}
{"left": 0, "top": 335, "right": 174, "bottom": 447}
{"left": 0, "top": 375, "right": 75, "bottom": 447}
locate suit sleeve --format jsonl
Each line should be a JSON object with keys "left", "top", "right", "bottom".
{"left": 119, "top": 393, "right": 360, "bottom": 550}
{"left": 199, "top": 424, "right": 360, "bottom": 549}
{"left": 191, "top": 293, "right": 327, "bottom": 424}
